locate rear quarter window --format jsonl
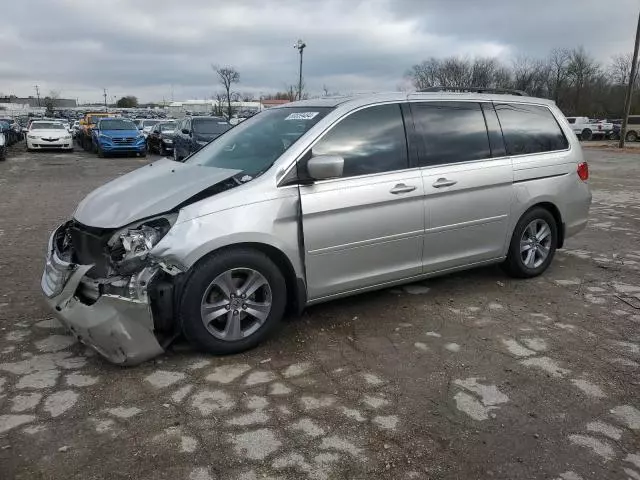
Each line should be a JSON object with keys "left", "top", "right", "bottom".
{"left": 495, "top": 103, "right": 568, "bottom": 156}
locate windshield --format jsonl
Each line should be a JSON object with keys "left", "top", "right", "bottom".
{"left": 160, "top": 122, "right": 177, "bottom": 132}
{"left": 31, "top": 122, "right": 65, "bottom": 130}
{"left": 99, "top": 119, "right": 136, "bottom": 130}
{"left": 185, "top": 107, "right": 332, "bottom": 176}
{"left": 142, "top": 120, "right": 161, "bottom": 128}
{"left": 193, "top": 119, "right": 231, "bottom": 135}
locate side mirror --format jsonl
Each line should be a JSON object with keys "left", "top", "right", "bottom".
{"left": 181, "top": 128, "right": 190, "bottom": 135}
{"left": 307, "top": 155, "right": 344, "bottom": 180}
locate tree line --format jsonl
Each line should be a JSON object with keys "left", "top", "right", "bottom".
{"left": 406, "top": 47, "right": 639, "bottom": 118}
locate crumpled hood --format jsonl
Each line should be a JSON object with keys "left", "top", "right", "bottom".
{"left": 74, "top": 158, "right": 241, "bottom": 228}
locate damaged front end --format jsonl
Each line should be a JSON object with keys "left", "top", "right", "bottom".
{"left": 41, "top": 216, "right": 181, "bottom": 365}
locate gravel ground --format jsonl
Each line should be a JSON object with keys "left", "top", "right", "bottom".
{"left": 0, "top": 144, "right": 639, "bottom": 480}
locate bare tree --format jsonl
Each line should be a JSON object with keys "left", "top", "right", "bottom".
{"left": 285, "top": 85, "right": 298, "bottom": 101}
{"left": 567, "top": 47, "right": 600, "bottom": 114}
{"left": 610, "top": 53, "right": 639, "bottom": 86}
{"left": 406, "top": 58, "right": 441, "bottom": 89}
{"left": 405, "top": 46, "right": 638, "bottom": 117}
{"left": 470, "top": 57, "right": 498, "bottom": 87}
{"left": 213, "top": 93, "right": 225, "bottom": 116}
{"left": 43, "top": 90, "right": 60, "bottom": 116}
{"left": 493, "top": 66, "right": 513, "bottom": 89}
{"left": 213, "top": 65, "right": 240, "bottom": 119}
{"left": 438, "top": 57, "right": 473, "bottom": 87}
{"left": 546, "top": 48, "right": 571, "bottom": 102}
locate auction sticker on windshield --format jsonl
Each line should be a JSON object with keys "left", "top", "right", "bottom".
{"left": 285, "top": 112, "right": 319, "bottom": 120}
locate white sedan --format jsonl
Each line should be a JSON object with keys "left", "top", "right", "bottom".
{"left": 26, "top": 121, "right": 73, "bottom": 151}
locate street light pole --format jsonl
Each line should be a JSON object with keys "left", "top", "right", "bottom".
{"left": 619, "top": 9, "right": 640, "bottom": 148}
{"left": 294, "top": 39, "right": 306, "bottom": 101}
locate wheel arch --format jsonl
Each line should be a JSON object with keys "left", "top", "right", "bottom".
{"left": 180, "top": 242, "right": 306, "bottom": 317}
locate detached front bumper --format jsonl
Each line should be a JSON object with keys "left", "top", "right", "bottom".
{"left": 41, "top": 228, "right": 164, "bottom": 365}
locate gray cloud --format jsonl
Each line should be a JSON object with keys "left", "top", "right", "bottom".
{"left": 0, "top": 0, "right": 637, "bottom": 102}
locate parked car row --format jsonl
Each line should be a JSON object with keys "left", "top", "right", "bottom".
{"left": 76, "top": 113, "right": 232, "bottom": 160}
{"left": 565, "top": 115, "right": 640, "bottom": 142}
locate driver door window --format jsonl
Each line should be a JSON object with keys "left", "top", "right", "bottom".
{"left": 311, "top": 103, "right": 409, "bottom": 178}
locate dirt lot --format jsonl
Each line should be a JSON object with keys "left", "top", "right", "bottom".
{"left": 0, "top": 144, "right": 638, "bottom": 480}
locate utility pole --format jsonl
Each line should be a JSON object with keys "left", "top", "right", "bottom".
{"left": 294, "top": 39, "right": 306, "bottom": 101}
{"left": 34, "top": 85, "right": 41, "bottom": 107}
{"left": 619, "top": 10, "right": 640, "bottom": 148}
{"left": 103, "top": 88, "right": 108, "bottom": 110}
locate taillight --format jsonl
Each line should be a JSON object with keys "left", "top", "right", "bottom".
{"left": 577, "top": 162, "right": 589, "bottom": 181}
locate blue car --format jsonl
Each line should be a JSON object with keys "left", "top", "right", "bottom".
{"left": 92, "top": 118, "right": 146, "bottom": 157}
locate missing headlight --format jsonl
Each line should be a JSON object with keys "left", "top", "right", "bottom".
{"left": 108, "top": 215, "right": 177, "bottom": 274}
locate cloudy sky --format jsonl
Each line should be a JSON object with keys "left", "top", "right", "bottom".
{"left": 1, "top": 0, "right": 638, "bottom": 103}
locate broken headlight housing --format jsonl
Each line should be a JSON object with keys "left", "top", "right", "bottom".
{"left": 108, "top": 214, "right": 177, "bottom": 274}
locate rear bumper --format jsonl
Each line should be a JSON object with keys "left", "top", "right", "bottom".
{"left": 41, "top": 227, "right": 164, "bottom": 365}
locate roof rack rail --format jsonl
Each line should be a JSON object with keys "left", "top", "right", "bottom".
{"left": 417, "top": 86, "right": 528, "bottom": 96}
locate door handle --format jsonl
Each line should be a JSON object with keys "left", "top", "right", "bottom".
{"left": 390, "top": 183, "right": 417, "bottom": 194}
{"left": 432, "top": 178, "right": 457, "bottom": 188}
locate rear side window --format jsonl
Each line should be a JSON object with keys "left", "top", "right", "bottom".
{"left": 312, "top": 104, "right": 408, "bottom": 178}
{"left": 410, "top": 102, "right": 491, "bottom": 166}
{"left": 629, "top": 116, "right": 640, "bottom": 125}
{"left": 495, "top": 103, "right": 568, "bottom": 155}
{"left": 566, "top": 117, "right": 576, "bottom": 124}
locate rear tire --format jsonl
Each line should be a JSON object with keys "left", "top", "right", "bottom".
{"left": 626, "top": 130, "right": 638, "bottom": 142}
{"left": 180, "top": 249, "right": 287, "bottom": 355}
{"left": 581, "top": 129, "right": 592, "bottom": 141}
{"left": 502, "top": 207, "right": 558, "bottom": 278}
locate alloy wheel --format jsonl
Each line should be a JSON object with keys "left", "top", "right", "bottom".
{"left": 200, "top": 268, "right": 272, "bottom": 341}
{"left": 520, "top": 219, "right": 552, "bottom": 269}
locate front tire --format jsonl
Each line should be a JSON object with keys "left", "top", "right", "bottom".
{"left": 179, "top": 249, "right": 287, "bottom": 355}
{"left": 502, "top": 207, "right": 558, "bottom": 278}
{"left": 626, "top": 130, "right": 638, "bottom": 142}
{"left": 159, "top": 142, "right": 166, "bottom": 156}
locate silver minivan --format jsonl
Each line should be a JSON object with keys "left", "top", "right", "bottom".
{"left": 41, "top": 90, "right": 591, "bottom": 365}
